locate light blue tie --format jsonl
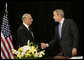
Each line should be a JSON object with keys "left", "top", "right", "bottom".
{"left": 59, "top": 23, "right": 61, "bottom": 39}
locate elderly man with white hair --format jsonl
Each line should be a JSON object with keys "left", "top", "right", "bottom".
{"left": 17, "top": 13, "right": 40, "bottom": 49}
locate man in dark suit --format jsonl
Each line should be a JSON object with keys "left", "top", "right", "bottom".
{"left": 41, "top": 9, "right": 79, "bottom": 57}
{"left": 17, "top": 13, "right": 40, "bottom": 49}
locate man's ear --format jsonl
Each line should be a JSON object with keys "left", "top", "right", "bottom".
{"left": 23, "top": 19, "right": 26, "bottom": 22}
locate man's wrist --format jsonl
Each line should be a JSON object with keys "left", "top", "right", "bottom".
{"left": 46, "top": 43, "right": 49, "bottom": 47}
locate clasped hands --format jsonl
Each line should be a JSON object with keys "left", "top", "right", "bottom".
{"left": 41, "top": 43, "right": 48, "bottom": 50}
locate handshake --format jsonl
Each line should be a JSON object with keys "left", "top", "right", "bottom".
{"left": 41, "top": 43, "right": 48, "bottom": 50}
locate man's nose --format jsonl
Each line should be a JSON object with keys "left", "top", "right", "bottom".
{"left": 32, "top": 19, "right": 33, "bottom": 21}
{"left": 31, "top": 19, "right": 33, "bottom": 22}
{"left": 53, "top": 17, "right": 54, "bottom": 19}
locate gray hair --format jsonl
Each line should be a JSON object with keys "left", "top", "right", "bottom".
{"left": 22, "top": 13, "right": 31, "bottom": 21}
{"left": 54, "top": 9, "right": 64, "bottom": 17}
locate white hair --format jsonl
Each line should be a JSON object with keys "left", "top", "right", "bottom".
{"left": 22, "top": 13, "right": 31, "bottom": 21}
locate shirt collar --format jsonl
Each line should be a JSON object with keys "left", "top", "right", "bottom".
{"left": 23, "top": 23, "right": 29, "bottom": 29}
{"left": 59, "top": 18, "right": 64, "bottom": 24}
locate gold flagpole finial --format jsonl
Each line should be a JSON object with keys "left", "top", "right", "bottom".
{"left": 5, "top": 2, "right": 8, "bottom": 13}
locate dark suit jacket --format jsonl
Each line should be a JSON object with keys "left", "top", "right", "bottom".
{"left": 17, "top": 24, "right": 40, "bottom": 49}
{"left": 48, "top": 19, "right": 79, "bottom": 57}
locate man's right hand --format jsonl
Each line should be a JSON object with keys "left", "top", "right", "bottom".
{"left": 41, "top": 43, "right": 47, "bottom": 50}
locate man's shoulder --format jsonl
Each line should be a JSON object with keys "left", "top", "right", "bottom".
{"left": 64, "top": 18, "right": 77, "bottom": 27}
{"left": 65, "top": 18, "right": 76, "bottom": 21}
{"left": 17, "top": 24, "right": 25, "bottom": 32}
{"left": 64, "top": 18, "right": 75, "bottom": 23}
{"left": 64, "top": 18, "right": 73, "bottom": 22}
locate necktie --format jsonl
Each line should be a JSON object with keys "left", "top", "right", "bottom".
{"left": 59, "top": 23, "right": 61, "bottom": 39}
{"left": 29, "top": 27, "right": 32, "bottom": 32}
{"left": 29, "top": 27, "right": 34, "bottom": 38}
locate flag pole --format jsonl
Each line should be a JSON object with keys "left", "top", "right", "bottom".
{"left": 5, "top": 2, "right": 8, "bottom": 13}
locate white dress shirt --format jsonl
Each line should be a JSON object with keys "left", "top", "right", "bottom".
{"left": 23, "top": 23, "right": 29, "bottom": 30}
{"left": 59, "top": 18, "right": 64, "bottom": 30}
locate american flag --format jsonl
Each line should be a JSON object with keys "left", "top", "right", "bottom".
{"left": 1, "top": 11, "right": 14, "bottom": 59}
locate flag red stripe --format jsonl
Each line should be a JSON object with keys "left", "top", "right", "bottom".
{"left": 6, "top": 39, "right": 11, "bottom": 50}
{"left": 7, "top": 37, "right": 14, "bottom": 58}
{"left": 1, "top": 47, "right": 7, "bottom": 59}
{"left": 1, "top": 37, "right": 9, "bottom": 59}
{"left": 9, "top": 36, "right": 13, "bottom": 49}
{"left": 6, "top": 38, "right": 14, "bottom": 59}
{"left": 9, "top": 36, "right": 13, "bottom": 45}
{"left": 6, "top": 39, "right": 11, "bottom": 59}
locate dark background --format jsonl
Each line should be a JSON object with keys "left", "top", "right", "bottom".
{"left": 0, "top": 0, "right": 83, "bottom": 57}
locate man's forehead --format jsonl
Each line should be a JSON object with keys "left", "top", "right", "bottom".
{"left": 26, "top": 14, "right": 32, "bottom": 17}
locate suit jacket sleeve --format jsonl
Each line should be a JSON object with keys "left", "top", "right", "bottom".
{"left": 48, "top": 27, "right": 59, "bottom": 48}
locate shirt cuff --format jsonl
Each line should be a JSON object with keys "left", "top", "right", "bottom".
{"left": 46, "top": 43, "right": 49, "bottom": 47}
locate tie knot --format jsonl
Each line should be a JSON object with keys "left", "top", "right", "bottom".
{"left": 59, "top": 23, "right": 61, "bottom": 25}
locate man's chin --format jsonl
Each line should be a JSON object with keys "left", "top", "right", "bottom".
{"left": 30, "top": 23, "right": 32, "bottom": 25}
{"left": 55, "top": 20, "right": 58, "bottom": 22}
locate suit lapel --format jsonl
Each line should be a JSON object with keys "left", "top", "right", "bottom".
{"left": 22, "top": 24, "right": 29, "bottom": 33}
{"left": 22, "top": 24, "right": 34, "bottom": 38}
{"left": 56, "top": 25, "right": 60, "bottom": 40}
{"left": 57, "top": 19, "right": 66, "bottom": 40}
{"left": 61, "top": 19, "right": 66, "bottom": 39}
